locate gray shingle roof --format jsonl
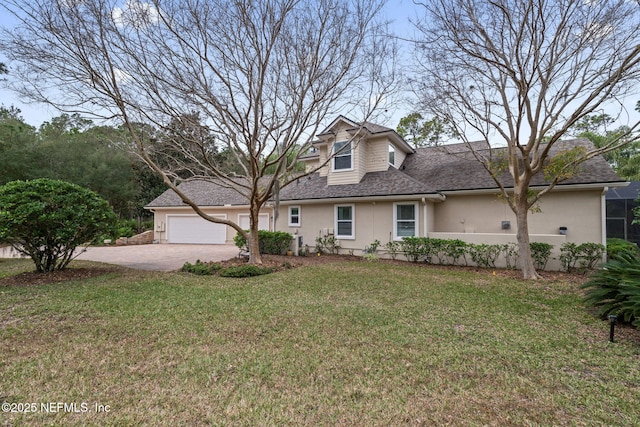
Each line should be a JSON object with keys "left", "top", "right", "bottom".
{"left": 359, "top": 121, "right": 394, "bottom": 134}
{"left": 146, "top": 138, "right": 624, "bottom": 207}
{"left": 146, "top": 179, "right": 252, "bottom": 207}
{"left": 401, "top": 138, "right": 623, "bottom": 191}
{"left": 279, "top": 168, "right": 436, "bottom": 201}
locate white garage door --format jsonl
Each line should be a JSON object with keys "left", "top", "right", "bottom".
{"left": 167, "top": 215, "right": 226, "bottom": 244}
{"left": 238, "top": 213, "right": 270, "bottom": 231}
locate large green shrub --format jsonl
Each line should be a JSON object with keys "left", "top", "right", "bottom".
{"left": 606, "top": 238, "right": 640, "bottom": 261}
{"left": 582, "top": 252, "right": 640, "bottom": 327}
{"left": 234, "top": 230, "right": 293, "bottom": 255}
{"left": 0, "top": 178, "right": 117, "bottom": 272}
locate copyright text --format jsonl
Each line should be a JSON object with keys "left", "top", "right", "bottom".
{"left": 2, "top": 402, "right": 111, "bottom": 414}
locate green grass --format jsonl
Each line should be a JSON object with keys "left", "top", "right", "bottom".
{"left": 1, "top": 259, "right": 639, "bottom": 426}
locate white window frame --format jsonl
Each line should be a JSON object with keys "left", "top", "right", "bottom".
{"left": 389, "top": 143, "right": 396, "bottom": 168}
{"left": 288, "top": 206, "right": 301, "bottom": 227}
{"left": 335, "top": 204, "right": 355, "bottom": 239}
{"left": 393, "top": 203, "right": 418, "bottom": 240}
{"left": 332, "top": 140, "right": 353, "bottom": 171}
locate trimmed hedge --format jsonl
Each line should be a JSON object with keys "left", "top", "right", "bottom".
{"left": 559, "top": 242, "right": 605, "bottom": 272}
{"left": 388, "top": 237, "right": 603, "bottom": 271}
{"left": 234, "top": 230, "right": 293, "bottom": 255}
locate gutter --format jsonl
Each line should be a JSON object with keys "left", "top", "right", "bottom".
{"left": 278, "top": 193, "right": 446, "bottom": 205}
{"left": 439, "top": 181, "right": 628, "bottom": 196}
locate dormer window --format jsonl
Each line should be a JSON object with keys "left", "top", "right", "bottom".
{"left": 333, "top": 140, "right": 352, "bottom": 170}
{"left": 389, "top": 144, "right": 395, "bottom": 167}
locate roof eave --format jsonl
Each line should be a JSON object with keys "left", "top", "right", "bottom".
{"left": 438, "top": 181, "right": 628, "bottom": 196}
{"left": 278, "top": 193, "right": 445, "bottom": 205}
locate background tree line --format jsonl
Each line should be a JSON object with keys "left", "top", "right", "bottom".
{"left": 0, "top": 106, "right": 305, "bottom": 224}
{"left": 0, "top": 107, "right": 165, "bottom": 221}
{"left": 396, "top": 109, "right": 640, "bottom": 182}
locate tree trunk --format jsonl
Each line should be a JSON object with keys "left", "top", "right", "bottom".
{"left": 247, "top": 202, "right": 263, "bottom": 265}
{"left": 514, "top": 188, "right": 542, "bottom": 280}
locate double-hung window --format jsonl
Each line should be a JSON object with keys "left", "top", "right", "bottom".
{"left": 288, "top": 206, "right": 301, "bottom": 227}
{"left": 394, "top": 203, "right": 417, "bottom": 239}
{"left": 333, "top": 141, "right": 352, "bottom": 171}
{"left": 335, "top": 205, "right": 355, "bottom": 239}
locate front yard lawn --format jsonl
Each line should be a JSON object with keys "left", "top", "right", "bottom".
{"left": 1, "top": 259, "right": 639, "bottom": 426}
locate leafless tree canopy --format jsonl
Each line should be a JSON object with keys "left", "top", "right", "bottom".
{"left": 414, "top": 0, "right": 640, "bottom": 167}
{"left": 1, "top": 0, "right": 397, "bottom": 262}
{"left": 412, "top": 0, "right": 640, "bottom": 278}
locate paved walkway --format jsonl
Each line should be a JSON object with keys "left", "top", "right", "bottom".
{"left": 72, "top": 244, "right": 240, "bottom": 271}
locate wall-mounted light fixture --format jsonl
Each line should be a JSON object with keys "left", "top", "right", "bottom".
{"left": 501, "top": 221, "right": 511, "bottom": 230}
{"left": 559, "top": 226, "right": 568, "bottom": 235}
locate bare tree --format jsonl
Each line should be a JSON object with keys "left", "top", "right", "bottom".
{"left": 412, "top": 0, "right": 640, "bottom": 279}
{"left": 0, "top": 0, "right": 397, "bottom": 264}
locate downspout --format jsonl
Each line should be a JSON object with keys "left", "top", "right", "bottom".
{"left": 422, "top": 197, "right": 428, "bottom": 237}
{"left": 601, "top": 187, "right": 608, "bottom": 263}
{"left": 422, "top": 193, "right": 446, "bottom": 238}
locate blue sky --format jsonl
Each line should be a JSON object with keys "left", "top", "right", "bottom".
{"left": 1, "top": 1, "right": 638, "bottom": 133}
{"left": 0, "top": 0, "right": 419, "bottom": 128}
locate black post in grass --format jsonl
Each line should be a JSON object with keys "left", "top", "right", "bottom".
{"left": 609, "top": 315, "right": 617, "bottom": 343}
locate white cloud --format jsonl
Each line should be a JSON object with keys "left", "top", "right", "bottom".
{"left": 112, "top": 68, "right": 133, "bottom": 85}
{"left": 112, "top": 0, "right": 160, "bottom": 28}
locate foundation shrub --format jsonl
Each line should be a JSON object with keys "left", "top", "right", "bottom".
{"left": 530, "top": 242, "right": 553, "bottom": 270}
{"left": 468, "top": 244, "right": 502, "bottom": 268}
{"left": 400, "top": 237, "right": 428, "bottom": 262}
{"left": 234, "top": 230, "right": 293, "bottom": 255}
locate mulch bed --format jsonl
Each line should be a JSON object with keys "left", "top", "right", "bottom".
{"left": 212, "top": 254, "right": 589, "bottom": 284}
{"left": 1, "top": 253, "right": 589, "bottom": 286}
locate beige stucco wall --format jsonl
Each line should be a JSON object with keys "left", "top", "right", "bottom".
{"left": 276, "top": 188, "right": 605, "bottom": 270}
{"left": 150, "top": 207, "right": 273, "bottom": 244}
{"left": 277, "top": 190, "right": 604, "bottom": 253}
{"left": 433, "top": 190, "right": 603, "bottom": 243}
{"left": 277, "top": 200, "right": 429, "bottom": 252}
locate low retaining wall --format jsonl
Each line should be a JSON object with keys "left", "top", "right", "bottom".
{"left": 115, "top": 230, "right": 154, "bottom": 246}
{"left": 427, "top": 232, "right": 568, "bottom": 271}
{"left": 336, "top": 233, "right": 574, "bottom": 271}
{"left": 0, "top": 245, "right": 27, "bottom": 259}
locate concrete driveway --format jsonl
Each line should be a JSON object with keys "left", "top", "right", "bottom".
{"left": 75, "top": 244, "right": 240, "bottom": 271}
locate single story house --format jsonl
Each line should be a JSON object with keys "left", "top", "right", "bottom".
{"left": 145, "top": 116, "right": 627, "bottom": 269}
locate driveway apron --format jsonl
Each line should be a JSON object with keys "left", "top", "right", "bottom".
{"left": 74, "top": 244, "right": 239, "bottom": 271}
